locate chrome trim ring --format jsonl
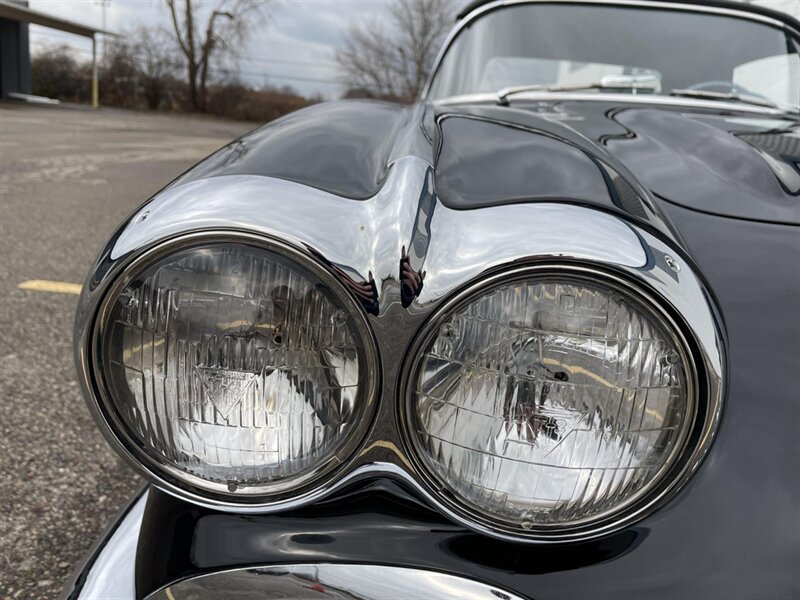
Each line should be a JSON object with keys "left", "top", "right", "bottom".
{"left": 144, "top": 564, "right": 527, "bottom": 600}
{"left": 399, "top": 263, "right": 707, "bottom": 541}
{"left": 433, "top": 91, "right": 794, "bottom": 116}
{"left": 81, "top": 231, "right": 381, "bottom": 507}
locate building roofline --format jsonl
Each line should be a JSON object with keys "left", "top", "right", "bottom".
{"left": 0, "top": 0, "right": 119, "bottom": 38}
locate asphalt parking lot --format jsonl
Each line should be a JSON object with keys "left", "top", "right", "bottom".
{"left": 0, "top": 103, "right": 253, "bottom": 599}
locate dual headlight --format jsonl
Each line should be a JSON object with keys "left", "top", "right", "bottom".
{"left": 82, "top": 233, "right": 714, "bottom": 540}
{"left": 404, "top": 271, "right": 694, "bottom": 535}
{"left": 90, "top": 237, "right": 379, "bottom": 502}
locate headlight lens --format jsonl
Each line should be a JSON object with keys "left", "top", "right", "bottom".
{"left": 94, "top": 240, "right": 377, "bottom": 500}
{"left": 406, "top": 273, "right": 694, "bottom": 533}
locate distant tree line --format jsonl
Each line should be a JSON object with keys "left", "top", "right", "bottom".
{"left": 165, "top": 0, "right": 268, "bottom": 112}
{"left": 30, "top": 0, "right": 457, "bottom": 121}
{"left": 30, "top": 0, "right": 311, "bottom": 122}
{"left": 31, "top": 27, "right": 315, "bottom": 122}
{"left": 336, "top": 0, "right": 455, "bottom": 102}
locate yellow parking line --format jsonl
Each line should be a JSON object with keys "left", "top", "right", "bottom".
{"left": 18, "top": 279, "right": 82, "bottom": 295}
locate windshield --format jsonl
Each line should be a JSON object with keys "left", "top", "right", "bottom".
{"left": 428, "top": 3, "right": 800, "bottom": 111}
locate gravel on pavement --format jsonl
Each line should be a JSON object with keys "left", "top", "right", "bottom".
{"left": 0, "top": 102, "right": 254, "bottom": 599}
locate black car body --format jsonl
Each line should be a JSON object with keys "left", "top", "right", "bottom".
{"left": 63, "top": 1, "right": 800, "bottom": 598}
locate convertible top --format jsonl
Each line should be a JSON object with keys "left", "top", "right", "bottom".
{"left": 456, "top": 0, "right": 800, "bottom": 32}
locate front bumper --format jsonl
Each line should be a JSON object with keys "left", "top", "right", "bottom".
{"left": 144, "top": 565, "right": 524, "bottom": 600}
{"left": 61, "top": 486, "right": 523, "bottom": 600}
{"left": 63, "top": 472, "right": 798, "bottom": 600}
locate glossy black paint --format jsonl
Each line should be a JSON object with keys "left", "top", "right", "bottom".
{"left": 170, "top": 100, "right": 412, "bottom": 200}
{"left": 435, "top": 115, "right": 614, "bottom": 208}
{"left": 136, "top": 481, "right": 647, "bottom": 599}
{"left": 132, "top": 98, "right": 800, "bottom": 599}
{"left": 429, "top": 104, "right": 678, "bottom": 241}
{"left": 125, "top": 20, "right": 798, "bottom": 596}
{"left": 430, "top": 101, "right": 800, "bottom": 226}
{"left": 134, "top": 200, "right": 799, "bottom": 599}
{"left": 167, "top": 94, "right": 799, "bottom": 231}
{"left": 600, "top": 106, "right": 799, "bottom": 223}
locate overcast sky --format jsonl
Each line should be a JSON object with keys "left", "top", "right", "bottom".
{"left": 27, "top": 0, "right": 433, "bottom": 99}
{"left": 27, "top": 0, "right": 798, "bottom": 100}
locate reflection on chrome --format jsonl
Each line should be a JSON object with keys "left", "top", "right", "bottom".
{"left": 145, "top": 564, "right": 526, "bottom": 600}
{"left": 400, "top": 245, "right": 426, "bottom": 307}
{"left": 330, "top": 262, "right": 380, "bottom": 316}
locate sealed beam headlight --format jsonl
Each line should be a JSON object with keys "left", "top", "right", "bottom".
{"left": 404, "top": 269, "right": 698, "bottom": 537}
{"left": 90, "top": 236, "right": 378, "bottom": 504}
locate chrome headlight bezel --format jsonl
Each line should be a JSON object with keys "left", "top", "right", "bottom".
{"left": 79, "top": 230, "right": 381, "bottom": 508}
{"left": 398, "top": 262, "right": 717, "bottom": 542}
{"left": 74, "top": 164, "right": 724, "bottom": 541}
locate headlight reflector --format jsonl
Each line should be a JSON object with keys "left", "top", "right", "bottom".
{"left": 406, "top": 273, "right": 694, "bottom": 533}
{"left": 94, "top": 239, "right": 377, "bottom": 500}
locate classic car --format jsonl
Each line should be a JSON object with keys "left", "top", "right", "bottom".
{"left": 62, "top": 0, "right": 800, "bottom": 598}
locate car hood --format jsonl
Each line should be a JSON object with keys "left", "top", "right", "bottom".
{"left": 172, "top": 98, "right": 798, "bottom": 228}
{"left": 432, "top": 100, "right": 800, "bottom": 225}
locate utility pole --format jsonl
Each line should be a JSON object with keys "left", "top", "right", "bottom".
{"left": 96, "top": 0, "right": 110, "bottom": 64}
{"left": 92, "top": 0, "right": 110, "bottom": 109}
{"left": 92, "top": 34, "right": 98, "bottom": 109}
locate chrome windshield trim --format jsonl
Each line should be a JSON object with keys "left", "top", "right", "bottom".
{"left": 144, "top": 564, "right": 526, "bottom": 600}
{"left": 422, "top": 0, "right": 796, "bottom": 100}
{"left": 433, "top": 91, "right": 793, "bottom": 116}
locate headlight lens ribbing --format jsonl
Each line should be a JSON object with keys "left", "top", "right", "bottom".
{"left": 94, "top": 240, "right": 377, "bottom": 499}
{"left": 406, "top": 274, "right": 694, "bottom": 532}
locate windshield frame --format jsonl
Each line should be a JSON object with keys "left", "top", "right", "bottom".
{"left": 423, "top": 0, "right": 800, "bottom": 114}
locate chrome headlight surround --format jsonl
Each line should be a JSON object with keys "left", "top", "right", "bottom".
{"left": 73, "top": 160, "right": 724, "bottom": 540}
{"left": 399, "top": 261, "right": 720, "bottom": 542}
{"left": 78, "top": 230, "right": 381, "bottom": 508}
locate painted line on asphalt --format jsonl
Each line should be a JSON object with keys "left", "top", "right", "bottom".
{"left": 18, "top": 279, "right": 82, "bottom": 295}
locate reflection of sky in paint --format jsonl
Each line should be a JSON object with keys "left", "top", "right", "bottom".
{"left": 27, "top": 0, "right": 468, "bottom": 100}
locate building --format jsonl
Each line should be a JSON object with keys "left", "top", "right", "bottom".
{"left": 0, "top": 0, "right": 114, "bottom": 106}
{"left": 748, "top": 0, "right": 800, "bottom": 19}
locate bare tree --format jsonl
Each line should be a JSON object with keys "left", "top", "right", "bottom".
{"left": 100, "top": 38, "right": 140, "bottom": 107}
{"left": 134, "top": 27, "right": 178, "bottom": 109}
{"left": 335, "top": 0, "right": 454, "bottom": 101}
{"left": 165, "top": 0, "right": 268, "bottom": 111}
{"left": 31, "top": 46, "right": 90, "bottom": 103}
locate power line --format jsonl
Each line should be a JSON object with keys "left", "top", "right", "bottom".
{"left": 32, "top": 27, "right": 339, "bottom": 69}
{"left": 32, "top": 31, "right": 341, "bottom": 81}
{"left": 29, "top": 27, "right": 94, "bottom": 45}
{"left": 213, "top": 67, "right": 384, "bottom": 94}
{"left": 30, "top": 40, "right": 94, "bottom": 56}
{"left": 28, "top": 49, "right": 345, "bottom": 89}
{"left": 239, "top": 56, "right": 338, "bottom": 69}
{"left": 30, "top": 38, "right": 352, "bottom": 91}
{"left": 213, "top": 67, "right": 343, "bottom": 86}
